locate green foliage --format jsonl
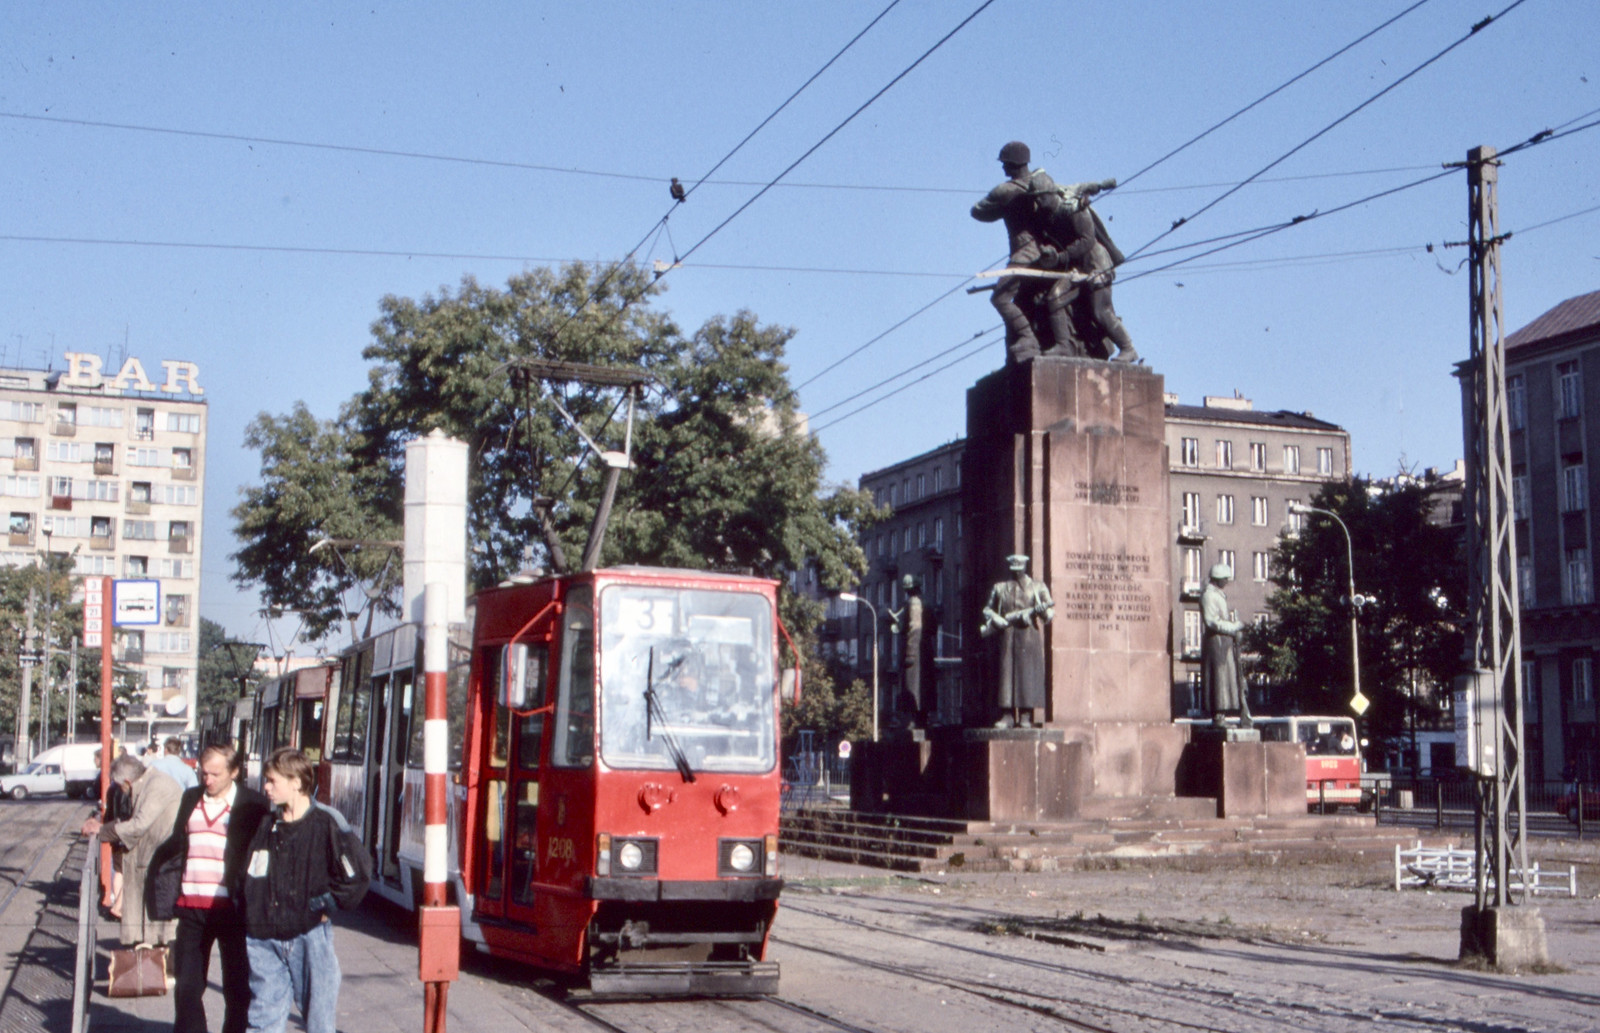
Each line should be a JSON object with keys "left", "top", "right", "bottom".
{"left": 232, "top": 262, "right": 874, "bottom": 715}
{"left": 197, "top": 617, "right": 260, "bottom": 720}
{"left": 0, "top": 556, "right": 88, "bottom": 745}
{"left": 1246, "top": 478, "right": 1465, "bottom": 739}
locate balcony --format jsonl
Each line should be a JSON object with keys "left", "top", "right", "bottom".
{"left": 49, "top": 495, "right": 72, "bottom": 511}
{"left": 94, "top": 459, "right": 115, "bottom": 476}
{"left": 171, "top": 466, "right": 195, "bottom": 481}
{"left": 13, "top": 455, "right": 37, "bottom": 472}
{"left": 90, "top": 533, "right": 114, "bottom": 552}
{"left": 8, "top": 530, "right": 33, "bottom": 548}
{"left": 165, "top": 610, "right": 190, "bottom": 628}
{"left": 1177, "top": 522, "right": 1207, "bottom": 543}
{"left": 50, "top": 420, "right": 76, "bottom": 438}
{"left": 168, "top": 537, "right": 192, "bottom": 554}
{"left": 133, "top": 426, "right": 155, "bottom": 441}
{"left": 126, "top": 498, "right": 151, "bottom": 515}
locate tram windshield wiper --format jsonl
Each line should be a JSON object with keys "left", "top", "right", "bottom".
{"left": 644, "top": 647, "right": 696, "bottom": 783}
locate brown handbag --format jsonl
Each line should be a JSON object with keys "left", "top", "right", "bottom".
{"left": 107, "top": 945, "right": 168, "bottom": 997}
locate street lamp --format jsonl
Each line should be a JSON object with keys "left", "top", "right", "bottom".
{"left": 837, "top": 592, "right": 880, "bottom": 742}
{"left": 1287, "top": 503, "right": 1368, "bottom": 717}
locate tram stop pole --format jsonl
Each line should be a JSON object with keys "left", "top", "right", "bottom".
{"left": 418, "top": 582, "right": 460, "bottom": 1033}
{"left": 88, "top": 576, "right": 113, "bottom": 900}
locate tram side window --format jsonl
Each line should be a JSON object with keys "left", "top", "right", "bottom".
{"left": 510, "top": 782, "right": 539, "bottom": 905}
{"left": 342, "top": 681, "right": 372, "bottom": 763}
{"left": 552, "top": 586, "right": 595, "bottom": 768}
{"left": 448, "top": 641, "right": 470, "bottom": 770}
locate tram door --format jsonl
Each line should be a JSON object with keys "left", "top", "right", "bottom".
{"left": 472, "top": 635, "right": 550, "bottom": 924}
{"left": 506, "top": 683, "right": 546, "bottom": 923}
{"left": 382, "top": 669, "right": 414, "bottom": 883}
{"left": 473, "top": 645, "right": 513, "bottom": 922}
{"left": 365, "top": 674, "right": 390, "bottom": 871}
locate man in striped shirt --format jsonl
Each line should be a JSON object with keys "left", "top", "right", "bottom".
{"left": 153, "top": 743, "right": 271, "bottom": 1033}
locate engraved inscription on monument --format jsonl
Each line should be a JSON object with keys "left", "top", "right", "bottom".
{"left": 1059, "top": 550, "right": 1155, "bottom": 632}
{"left": 1073, "top": 480, "right": 1141, "bottom": 506}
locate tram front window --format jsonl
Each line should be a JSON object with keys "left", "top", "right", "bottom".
{"left": 599, "top": 586, "right": 775, "bottom": 774}
{"left": 1299, "top": 721, "right": 1357, "bottom": 757}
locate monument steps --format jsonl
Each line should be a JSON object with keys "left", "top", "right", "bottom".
{"left": 781, "top": 807, "right": 1461, "bottom": 872}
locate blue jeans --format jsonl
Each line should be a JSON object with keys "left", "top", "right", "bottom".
{"left": 244, "top": 922, "right": 341, "bottom": 1033}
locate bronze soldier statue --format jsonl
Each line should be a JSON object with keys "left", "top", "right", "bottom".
{"left": 888, "top": 574, "right": 931, "bottom": 728}
{"left": 1200, "top": 563, "right": 1251, "bottom": 725}
{"left": 1032, "top": 177, "right": 1138, "bottom": 363}
{"left": 970, "top": 141, "right": 1053, "bottom": 362}
{"left": 980, "top": 554, "right": 1054, "bottom": 728}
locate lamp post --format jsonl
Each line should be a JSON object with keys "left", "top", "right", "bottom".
{"left": 39, "top": 527, "right": 53, "bottom": 753}
{"left": 838, "top": 592, "right": 880, "bottom": 742}
{"left": 1288, "top": 503, "right": 1367, "bottom": 716}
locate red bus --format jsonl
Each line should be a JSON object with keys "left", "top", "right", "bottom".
{"left": 313, "top": 565, "right": 792, "bottom": 995}
{"left": 1255, "top": 715, "right": 1362, "bottom": 810}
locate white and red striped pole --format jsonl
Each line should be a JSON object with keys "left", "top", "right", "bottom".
{"left": 418, "top": 580, "right": 459, "bottom": 1032}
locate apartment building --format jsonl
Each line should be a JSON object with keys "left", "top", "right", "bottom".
{"left": 1165, "top": 394, "right": 1351, "bottom": 717}
{"left": 1499, "top": 288, "right": 1600, "bottom": 781}
{"left": 0, "top": 352, "right": 206, "bottom": 742}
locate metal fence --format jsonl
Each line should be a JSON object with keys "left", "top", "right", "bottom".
{"left": 1363, "top": 777, "right": 1591, "bottom": 838}
{"left": 781, "top": 752, "right": 851, "bottom": 812}
{"left": 70, "top": 842, "right": 97, "bottom": 1033}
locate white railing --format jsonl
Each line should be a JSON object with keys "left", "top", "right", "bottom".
{"left": 1393, "top": 842, "right": 1576, "bottom": 897}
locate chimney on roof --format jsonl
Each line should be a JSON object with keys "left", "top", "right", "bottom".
{"left": 1163, "top": 392, "right": 1180, "bottom": 405}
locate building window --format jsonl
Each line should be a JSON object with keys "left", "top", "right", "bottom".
{"left": 1217, "top": 549, "right": 1236, "bottom": 574}
{"left": 1559, "top": 361, "right": 1582, "bottom": 419}
{"left": 1249, "top": 442, "right": 1267, "bottom": 471}
{"left": 1566, "top": 547, "right": 1592, "bottom": 605}
{"left": 0, "top": 475, "right": 40, "bottom": 498}
{"left": 932, "top": 468, "right": 943, "bottom": 493}
{"left": 1513, "top": 473, "right": 1529, "bottom": 521}
{"left": 129, "top": 447, "right": 162, "bottom": 467}
{"left": 1252, "top": 551, "right": 1271, "bottom": 582}
{"left": 47, "top": 441, "right": 83, "bottom": 463}
{"left": 90, "top": 516, "right": 112, "bottom": 539}
{"left": 1216, "top": 494, "right": 1234, "bottom": 525}
{"left": 166, "top": 412, "right": 201, "bottom": 433}
{"left": 1563, "top": 462, "right": 1587, "bottom": 512}
{"left": 1180, "top": 437, "right": 1198, "bottom": 467}
{"left": 84, "top": 406, "right": 124, "bottom": 428}
{"left": 172, "top": 447, "right": 193, "bottom": 470}
{"left": 1283, "top": 445, "right": 1301, "bottom": 474}
{"left": 1182, "top": 546, "right": 1203, "bottom": 585}
{"left": 1518, "top": 554, "right": 1535, "bottom": 606}
{"left": 1576, "top": 658, "right": 1595, "bottom": 704}
{"left": 168, "top": 520, "right": 190, "bottom": 544}
{"left": 917, "top": 522, "right": 927, "bottom": 548}
{"left": 125, "top": 555, "right": 148, "bottom": 576}
{"left": 890, "top": 531, "right": 899, "bottom": 556}
{"left": 1181, "top": 492, "right": 1202, "bottom": 528}
{"left": 123, "top": 520, "right": 157, "bottom": 540}
{"left": 1182, "top": 610, "right": 1202, "bottom": 655}
{"left": 1317, "top": 448, "right": 1334, "bottom": 475}
{"left": 1251, "top": 496, "right": 1268, "bottom": 526}
{"left": 1508, "top": 374, "right": 1526, "bottom": 431}
{"left": 2, "top": 401, "right": 43, "bottom": 423}
{"left": 934, "top": 517, "right": 944, "bottom": 546}
{"left": 160, "top": 558, "right": 195, "bottom": 578}
{"left": 1215, "top": 440, "right": 1232, "bottom": 470}
{"left": 916, "top": 473, "right": 925, "bottom": 499}
{"left": 75, "top": 554, "right": 114, "bottom": 575}
{"left": 50, "top": 476, "right": 72, "bottom": 499}
{"left": 134, "top": 408, "right": 155, "bottom": 440}
{"left": 163, "top": 484, "right": 197, "bottom": 506}
{"left": 94, "top": 442, "right": 114, "bottom": 468}
{"left": 1286, "top": 500, "right": 1306, "bottom": 532}
{"left": 1521, "top": 661, "right": 1539, "bottom": 723}
{"left": 55, "top": 402, "right": 77, "bottom": 427}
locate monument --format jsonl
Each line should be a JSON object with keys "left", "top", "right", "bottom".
{"left": 849, "top": 140, "right": 1303, "bottom": 822}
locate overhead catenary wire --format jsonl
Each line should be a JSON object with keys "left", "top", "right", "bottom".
{"left": 1122, "top": 0, "right": 1530, "bottom": 263}
{"left": 1112, "top": 0, "right": 1436, "bottom": 192}
{"left": 807, "top": 326, "right": 1000, "bottom": 419}
{"left": 809, "top": 332, "right": 997, "bottom": 434}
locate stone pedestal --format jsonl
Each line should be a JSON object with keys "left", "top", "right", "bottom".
{"left": 1460, "top": 906, "right": 1550, "bottom": 970}
{"left": 848, "top": 729, "right": 1092, "bottom": 821}
{"left": 961, "top": 357, "right": 1182, "bottom": 811}
{"left": 1177, "top": 734, "right": 1306, "bottom": 818}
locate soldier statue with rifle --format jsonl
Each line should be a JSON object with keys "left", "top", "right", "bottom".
{"left": 980, "top": 554, "right": 1055, "bottom": 728}
{"left": 970, "top": 141, "right": 1136, "bottom": 363}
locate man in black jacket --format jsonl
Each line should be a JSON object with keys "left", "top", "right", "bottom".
{"left": 150, "top": 743, "right": 271, "bottom": 1033}
{"left": 239, "top": 748, "right": 369, "bottom": 1033}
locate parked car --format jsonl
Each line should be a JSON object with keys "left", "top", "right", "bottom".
{"left": 1555, "top": 781, "right": 1599, "bottom": 823}
{"left": 0, "top": 761, "right": 68, "bottom": 800}
{"left": 30, "top": 743, "right": 103, "bottom": 799}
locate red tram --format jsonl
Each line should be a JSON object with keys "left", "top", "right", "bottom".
{"left": 311, "top": 565, "right": 793, "bottom": 995}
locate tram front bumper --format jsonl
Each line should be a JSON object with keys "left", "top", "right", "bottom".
{"left": 588, "top": 959, "right": 779, "bottom": 997}
{"left": 587, "top": 877, "right": 784, "bottom": 902}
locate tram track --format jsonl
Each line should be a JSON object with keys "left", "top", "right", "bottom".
{"left": 0, "top": 806, "right": 84, "bottom": 926}
{"left": 776, "top": 897, "right": 1535, "bottom": 1033}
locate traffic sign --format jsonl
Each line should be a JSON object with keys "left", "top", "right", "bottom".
{"left": 18, "top": 651, "right": 43, "bottom": 667}
{"left": 838, "top": 740, "right": 852, "bottom": 759}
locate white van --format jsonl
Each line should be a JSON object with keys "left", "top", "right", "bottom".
{"left": 30, "top": 743, "right": 103, "bottom": 799}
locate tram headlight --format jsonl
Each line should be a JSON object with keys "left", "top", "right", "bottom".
{"left": 718, "top": 838, "right": 766, "bottom": 877}
{"left": 728, "top": 843, "right": 755, "bottom": 872}
{"left": 618, "top": 841, "right": 645, "bottom": 871}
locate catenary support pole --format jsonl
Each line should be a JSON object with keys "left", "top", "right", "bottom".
{"left": 418, "top": 581, "right": 459, "bottom": 1033}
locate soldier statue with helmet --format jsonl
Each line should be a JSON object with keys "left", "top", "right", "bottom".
{"left": 971, "top": 141, "right": 1136, "bottom": 363}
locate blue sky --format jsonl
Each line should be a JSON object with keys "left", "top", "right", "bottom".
{"left": 2, "top": 1, "right": 1596, "bottom": 646}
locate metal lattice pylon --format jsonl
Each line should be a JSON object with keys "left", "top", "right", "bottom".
{"left": 1460, "top": 144, "right": 1529, "bottom": 908}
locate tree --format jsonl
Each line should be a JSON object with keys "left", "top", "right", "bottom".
{"left": 1246, "top": 477, "right": 1466, "bottom": 743}
{"left": 0, "top": 555, "right": 87, "bottom": 748}
{"left": 232, "top": 263, "right": 875, "bottom": 713}
{"left": 197, "top": 617, "right": 260, "bottom": 721}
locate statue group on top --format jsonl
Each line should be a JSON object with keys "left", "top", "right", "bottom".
{"left": 971, "top": 141, "right": 1138, "bottom": 365}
